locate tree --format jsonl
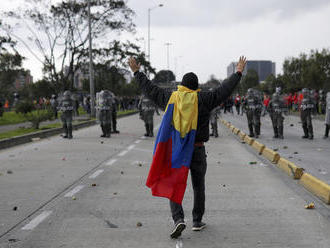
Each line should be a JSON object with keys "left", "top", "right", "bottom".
{"left": 0, "top": 22, "right": 24, "bottom": 99}
{"left": 3, "top": 0, "right": 139, "bottom": 91}
{"left": 153, "top": 70, "right": 176, "bottom": 84}
{"left": 240, "top": 69, "right": 259, "bottom": 93}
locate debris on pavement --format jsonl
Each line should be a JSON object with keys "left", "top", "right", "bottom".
{"left": 290, "top": 124, "right": 294, "bottom": 127}
{"left": 113, "top": 192, "right": 117, "bottom": 195}
{"left": 62, "top": 157, "right": 66, "bottom": 161}
{"left": 136, "top": 222, "right": 143, "bottom": 227}
{"left": 91, "top": 183, "right": 97, "bottom": 187}
{"left": 12, "top": 206, "right": 18, "bottom": 211}
{"left": 72, "top": 196, "right": 77, "bottom": 200}
{"left": 105, "top": 220, "right": 118, "bottom": 228}
{"left": 283, "top": 146, "right": 288, "bottom": 149}
{"left": 305, "top": 202, "right": 315, "bottom": 209}
{"left": 273, "top": 148, "right": 279, "bottom": 152}
{"left": 121, "top": 171, "right": 124, "bottom": 175}
{"left": 293, "top": 152, "right": 299, "bottom": 154}
{"left": 249, "top": 161, "right": 257, "bottom": 165}
{"left": 100, "top": 141, "right": 104, "bottom": 144}
{"left": 7, "top": 170, "right": 13, "bottom": 174}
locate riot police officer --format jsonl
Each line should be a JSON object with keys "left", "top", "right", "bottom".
{"left": 319, "top": 90, "right": 326, "bottom": 115}
{"left": 300, "top": 88, "right": 314, "bottom": 139}
{"left": 110, "top": 92, "right": 120, "bottom": 134}
{"left": 244, "top": 88, "right": 262, "bottom": 138}
{"left": 324, "top": 92, "right": 330, "bottom": 139}
{"left": 138, "top": 96, "right": 158, "bottom": 137}
{"left": 58, "top": 90, "right": 74, "bottom": 139}
{"left": 96, "top": 90, "right": 112, "bottom": 138}
{"left": 269, "top": 92, "right": 286, "bottom": 139}
{"left": 210, "top": 106, "right": 221, "bottom": 138}
{"left": 50, "top": 94, "right": 58, "bottom": 119}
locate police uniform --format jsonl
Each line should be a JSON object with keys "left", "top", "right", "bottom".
{"left": 269, "top": 93, "right": 286, "bottom": 139}
{"left": 300, "top": 88, "right": 314, "bottom": 139}
{"left": 324, "top": 92, "right": 330, "bottom": 138}
{"left": 210, "top": 107, "right": 221, "bottom": 137}
{"left": 50, "top": 95, "right": 58, "bottom": 119}
{"left": 110, "top": 93, "right": 120, "bottom": 133}
{"left": 58, "top": 91, "right": 74, "bottom": 139}
{"left": 245, "top": 89, "right": 262, "bottom": 138}
{"left": 96, "top": 90, "right": 112, "bottom": 138}
{"left": 138, "top": 96, "right": 157, "bottom": 137}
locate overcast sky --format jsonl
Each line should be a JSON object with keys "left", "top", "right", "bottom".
{"left": 2, "top": 0, "right": 330, "bottom": 83}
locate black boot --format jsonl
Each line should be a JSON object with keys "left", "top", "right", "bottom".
{"left": 100, "top": 124, "right": 106, "bottom": 137}
{"left": 278, "top": 126, "right": 284, "bottom": 139}
{"left": 67, "top": 124, "right": 73, "bottom": 139}
{"left": 308, "top": 124, "right": 313, "bottom": 140}
{"left": 255, "top": 125, "right": 260, "bottom": 138}
{"left": 144, "top": 123, "right": 149, "bottom": 137}
{"left": 149, "top": 123, "right": 154, "bottom": 137}
{"left": 248, "top": 124, "right": 254, "bottom": 137}
{"left": 62, "top": 123, "right": 68, "bottom": 138}
{"left": 273, "top": 126, "right": 278, "bottom": 138}
{"left": 302, "top": 125, "right": 308, "bottom": 139}
{"left": 324, "top": 124, "right": 329, "bottom": 139}
{"left": 105, "top": 124, "right": 111, "bottom": 138}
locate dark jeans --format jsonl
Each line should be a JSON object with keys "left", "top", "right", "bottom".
{"left": 170, "top": 146, "right": 207, "bottom": 223}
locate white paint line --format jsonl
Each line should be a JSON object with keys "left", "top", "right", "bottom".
{"left": 135, "top": 140, "right": 141, "bottom": 144}
{"left": 22, "top": 211, "right": 52, "bottom": 230}
{"left": 106, "top": 159, "right": 117, "bottom": 166}
{"left": 89, "top": 169, "right": 104, "bottom": 179}
{"left": 64, "top": 185, "right": 85, "bottom": 197}
{"left": 176, "top": 240, "right": 183, "bottom": 248}
{"left": 118, "top": 150, "right": 128, "bottom": 157}
{"left": 127, "top": 145, "right": 135, "bottom": 150}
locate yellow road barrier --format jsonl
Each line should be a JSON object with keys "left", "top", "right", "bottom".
{"left": 277, "top": 158, "right": 304, "bottom": 179}
{"left": 251, "top": 140, "right": 266, "bottom": 155}
{"left": 299, "top": 173, "right": 330, "bottom": 204}
{"left": 262, "top": 147, "right": 280, "bottom": 164}
{"left": 243, "top": 135, "right": 254, "bottom": 145}
{"left": 238, "top": 131, "right": 246, "bottom": 140}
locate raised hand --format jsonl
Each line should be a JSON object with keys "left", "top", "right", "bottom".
{"left": 236, "top": 56, "right": 247, "bottom": 73}
{"left": 128, "top": 57, "right": 141, "bottom": 73}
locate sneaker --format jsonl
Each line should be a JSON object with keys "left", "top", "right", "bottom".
{"left": 170, "top": 220, "right": 186, "bottom": 239}
{"left": 192, "top": 221, "right": 206, "bottom": 231}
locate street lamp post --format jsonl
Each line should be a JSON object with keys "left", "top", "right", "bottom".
{"left": 88, "top": 0, "right": 95, "bottom": 117}
{"left": 165, "top": 42, "right": 172, "bottom": 70}
{"left": 148, "top": 4, "right": 163, "bottom": 64}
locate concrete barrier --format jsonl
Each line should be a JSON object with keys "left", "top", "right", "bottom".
{"left": 299, "top": 173, "right": 330, "bottom": 204}
{"left": 277, "top": 158, "right": 304, "bottom": 179}
{"left": 262, "top": 147, "right": 280, "bottom": 164}
{"left": 233, "top": 128, "right": 240, "bottom": 135}
{"left": 238, "top": 131, "right": 246, "bottom": 141}
{"left": 243, "top": 135, "right": 254, "bottom": 145}
{"left": 251, "top": 140, "right": 266, "bottom": 155}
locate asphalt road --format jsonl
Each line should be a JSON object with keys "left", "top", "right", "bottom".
{"left": 222, "top": 112, "right": 330, "bottom": 185}
{"left": 0, "top": 113, "right": 330, "bottom": 248}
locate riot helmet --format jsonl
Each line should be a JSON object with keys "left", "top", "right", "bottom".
{"left": 63, "top": 90, "right": 71, "bottom": 100}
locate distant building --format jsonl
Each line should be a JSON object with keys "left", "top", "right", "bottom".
{"left": 14, "top": 70, "right": 33, "bottom": 89}
{"left": 227, "top": 60, "right": 276, "bottom": 83}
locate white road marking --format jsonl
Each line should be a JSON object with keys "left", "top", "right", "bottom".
{"left": 176, "top": 240, "right": 183, "bottom": 248}
{"left": 135, "top": 140, "right": 141, "bottom": 144}
{"left": 64, "top": 185, "right": 85, "bottom": 197}
{"left": 127, "top": 145, "right": 135, "bottom": 150}
{"left": 118, "top": 150, "right": 128, "bottom": 157}
{"left": 89, "top": 169, "right": 104, "bottom": 179}
{"left": 106, "top": 159, "right": 117, "bottom": 166}
{"left": 22, "top": 211, "right": 52, "bottom": 230}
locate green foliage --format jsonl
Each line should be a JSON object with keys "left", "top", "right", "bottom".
{"left": 15, "top": 100, "right": 35, "bottom": 114}
{"left": 23, "top": 109, "right": 54, "bottom": 129}
{"left": 153, "top": 70, "right": 176, "bottom": 84}
{"left": 240, "top": 69, "right": 259, "bottom": 93}
{"left": 0, "top": 111, "right": 27, "bottom": 126}
{"left": 282, "top": 49, "right": 330, "bottom": 92}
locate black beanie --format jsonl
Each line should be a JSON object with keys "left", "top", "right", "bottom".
{"left": 181, "top": 72, "right": 199, "bottom": 90}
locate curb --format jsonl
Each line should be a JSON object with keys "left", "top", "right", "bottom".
{"left": 221, "top": 119, "right": 330, "bottom": 205}
{"left": 0, "top": 111, "right": 138, "bottom": 151}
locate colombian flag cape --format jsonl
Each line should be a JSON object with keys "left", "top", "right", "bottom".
{"left": 146, "top": 85, "right": 200, "bottom": 204}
